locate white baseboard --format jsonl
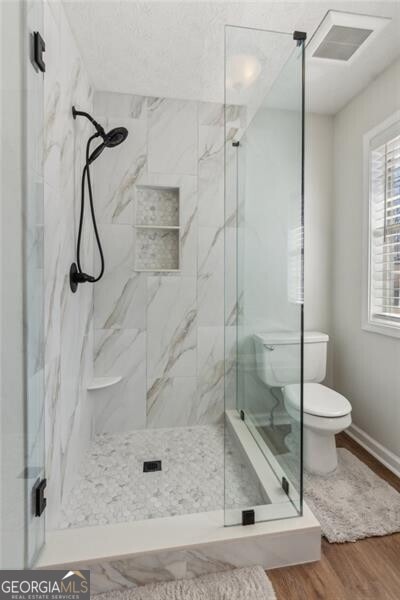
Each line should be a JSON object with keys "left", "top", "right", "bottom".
{"left": 347, "top": 424, "right": 400, "bottom": 479}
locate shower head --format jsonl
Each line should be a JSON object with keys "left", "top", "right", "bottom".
{"left": 88, "top": 127, "right": 129, "bottom": 164}
{"left": 104, "top": 127, "right": 129, "bottom": 147}
{"left": 72, "top": 106, "right": 129, "bottom": 164}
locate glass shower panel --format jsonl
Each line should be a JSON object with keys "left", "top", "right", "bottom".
{"left": 24, "top": 0, "right": 46, "bottom": 566}
{"left": 1, "top": 0, "right": 45, "bottom": 567}
{"left": 0, "top": 0, "right": 27, "bottom": 568}
{"left": 224, "top": 26, "right": 304, "bottom": 526}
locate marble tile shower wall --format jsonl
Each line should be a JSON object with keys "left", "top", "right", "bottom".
{"left": 92, "top": 92, "right": 244, "bottom": 434}
{"left": 43, "top": 0, "right": 95, "bottom": 529}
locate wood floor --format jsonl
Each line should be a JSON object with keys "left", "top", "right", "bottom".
{"left": 267, "top": 433, "right": 400, "bottom": 600}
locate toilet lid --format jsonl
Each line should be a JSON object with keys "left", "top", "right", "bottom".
{"left": 284, "top": 383, "right": 351, "bottom": 418}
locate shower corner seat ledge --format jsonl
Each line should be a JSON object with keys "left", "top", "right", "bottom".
{"left": 87, "top": 376, "right": 123, "bottom": 391}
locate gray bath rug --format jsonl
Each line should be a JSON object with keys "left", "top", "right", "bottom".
{"left": 305, "top": 448, "right": 400, "bottom": 543}
{"left": 92, "top": 566, "right": 276, "bottom": 600}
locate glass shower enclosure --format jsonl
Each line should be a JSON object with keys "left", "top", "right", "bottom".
{"left": 1, "top": 12, "right": 306, "bottom": 570}
{"left": 0, "top": 0, "right": 45, "bottom": 568}
{"left": 224, "top": 26, "right": 305, "bottom": 525}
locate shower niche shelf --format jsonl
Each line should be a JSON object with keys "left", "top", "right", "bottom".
{"left": 135, "top": 185, "right": 180, "bottom": 272}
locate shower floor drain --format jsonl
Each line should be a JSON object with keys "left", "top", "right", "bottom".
{"left": 143, "top": 460, "right": 162, "bottom": 473}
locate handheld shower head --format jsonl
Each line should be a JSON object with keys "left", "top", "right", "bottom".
{"left": 72, "top": 106, "right": 129, "bottom": 164}
{"left": 87, "top": 126, "right": 129, "bottom": 164}
{"left": 104, "top": 127, "right": 129, "bottom": 147}
{"left": 70, "top": 107, "right": 129, "bottom": 292}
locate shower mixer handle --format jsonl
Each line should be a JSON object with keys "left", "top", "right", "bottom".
{"left": 74, "top": 272, "right": 96, "bottom": 283}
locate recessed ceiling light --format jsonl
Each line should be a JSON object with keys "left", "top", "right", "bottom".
{"left": 307, "top": 11, "right": 391, "bottom": 63}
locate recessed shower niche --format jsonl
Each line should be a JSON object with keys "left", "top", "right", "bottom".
{"left": 135, "top": 185, "right": 180, "bottom": 272}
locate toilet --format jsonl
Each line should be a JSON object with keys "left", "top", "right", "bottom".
{"left": 253, "top": 331, "right": 352, "bottom": 476}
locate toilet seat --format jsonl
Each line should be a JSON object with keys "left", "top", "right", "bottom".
{"left": 284, "top": 383, "right": 351, "bottom": 418}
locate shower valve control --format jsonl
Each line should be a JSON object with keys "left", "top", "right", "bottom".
{"left": 70, "top": 263, "right": 95, "bottom": 293}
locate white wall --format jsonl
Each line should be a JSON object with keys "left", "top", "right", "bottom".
{"left": 305, "top": 114, "right": 334, "bottom": 384}
{"left": 332, "top": 57, "right": 400, "bottom": 458}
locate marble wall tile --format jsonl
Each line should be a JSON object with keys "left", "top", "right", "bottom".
{"left": 146, "top": 377, "right": 198, "bottom": 428}
{"left": 94, "top": 221, "right": 147, "bottom": 330}
{"left": 92, "top": 117, "right": 147, "bottom": 225}
{"left": 94, "top": 91, "right": 147, "bottom": 121}
{"left": 198, "top": 102, "right": 225, "bottom": 127}
{"left": 147, "top": 276, "right": 197, "bottom": 380}
{"left": 224, "top": 225, "right": 238, "bottom": 327}
{"left": 96, "top": 224, "right": 134, "bottom": 273}
{"left": 43, "top": 181, "right": 62, "bottom": 363}
{"left": 224, "top": 325, "right": 237, "bottom": 411}
{"left": 94, "top": 329, "right": 146, "bottom": 433}
{"left": 25, "top": 175, "right": 45, "bottom": 378}
{"left": 198, "top": 125, "right": 224, "bottom": 228}
{"left": 179, "top": 176, "right": 198, "bottom": 277}
{"left": 94, "top": 271, "right": 147, "bottom": 331}
{"left": 90, "top": 94, "right": 235, "bottom": 433}
{"left": 148, "top": 98, "right": 197, "bottom": 175}
{"left": 197, "top": 226, "right": 224, "bottom": 327}
{"left": 196, "top": 327, "right": 224, "bottom": 424}
{"left": 43, "top": 0, "right": 95, "bottom": 528}
{"left": 44, "top": 354, "right": 62, "bottom": 530}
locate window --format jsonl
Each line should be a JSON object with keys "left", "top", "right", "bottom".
{"left": 364, "top": 114, "right": 400, "bottom": 335}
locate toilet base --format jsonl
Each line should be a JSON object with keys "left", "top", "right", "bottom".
{"left": 304, "top": 428, "right": 338, "bottom": 476}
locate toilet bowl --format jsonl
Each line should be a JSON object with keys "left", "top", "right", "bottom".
{"left": 253, "top": 331, "right": 352, "bottom": 476}
{"left": 283, "top": 383, "right": 352, "bottom": 475}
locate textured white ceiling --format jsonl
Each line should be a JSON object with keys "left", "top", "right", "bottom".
{"left": 62, "top": 0, "right": 400, "bottom": 114}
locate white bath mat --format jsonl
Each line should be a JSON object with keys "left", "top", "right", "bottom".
{"left": 305, "top": 448, "right": 400, "bottom": 543}
{"left": 92, "top": 566, "right": 276, "bottom": 600}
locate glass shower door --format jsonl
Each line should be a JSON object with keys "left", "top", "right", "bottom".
{"left": 0, "top": 0, "right": 45, "bottom": 567}
{"left": 224, "top": 26, "right": 305, "bottom": 525}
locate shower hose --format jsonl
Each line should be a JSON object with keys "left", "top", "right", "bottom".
{"left": 76, "top": 133, "right": 105, "bottom": 283}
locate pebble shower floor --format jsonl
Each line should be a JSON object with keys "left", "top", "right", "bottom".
{"left": 60, "top": 424, "right": 266, "bottom": 528}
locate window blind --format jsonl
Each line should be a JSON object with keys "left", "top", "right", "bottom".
{"left": 370, "top": 128, "right": 400, "bottom": 325}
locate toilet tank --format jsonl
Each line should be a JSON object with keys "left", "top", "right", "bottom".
{"left": 253, "top": 331, "right": 329, "bottom": 388}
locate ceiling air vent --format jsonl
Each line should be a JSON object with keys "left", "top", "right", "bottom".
{"left": 308, "top": 11, "right": 390, "bottom": 63}
{"left": 313, "top": 25, "right": 373, "bottom": 61}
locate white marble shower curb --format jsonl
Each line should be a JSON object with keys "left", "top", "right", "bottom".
{"left": 37, "top": 505, "right": 320, "bottom": 572}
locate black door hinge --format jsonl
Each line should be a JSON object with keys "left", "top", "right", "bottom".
{"left": 293, "top": 31, "right": 307, "bottom": 46}
{"left": 34, "top": 478, "right": 47, "bottom": 517}
{"left": 32, "top": 31, "right": 46, "bottom": 72}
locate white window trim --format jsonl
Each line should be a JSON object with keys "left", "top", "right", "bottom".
{"left": 362, "top": 110, "right": 400, "bottom": 339}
